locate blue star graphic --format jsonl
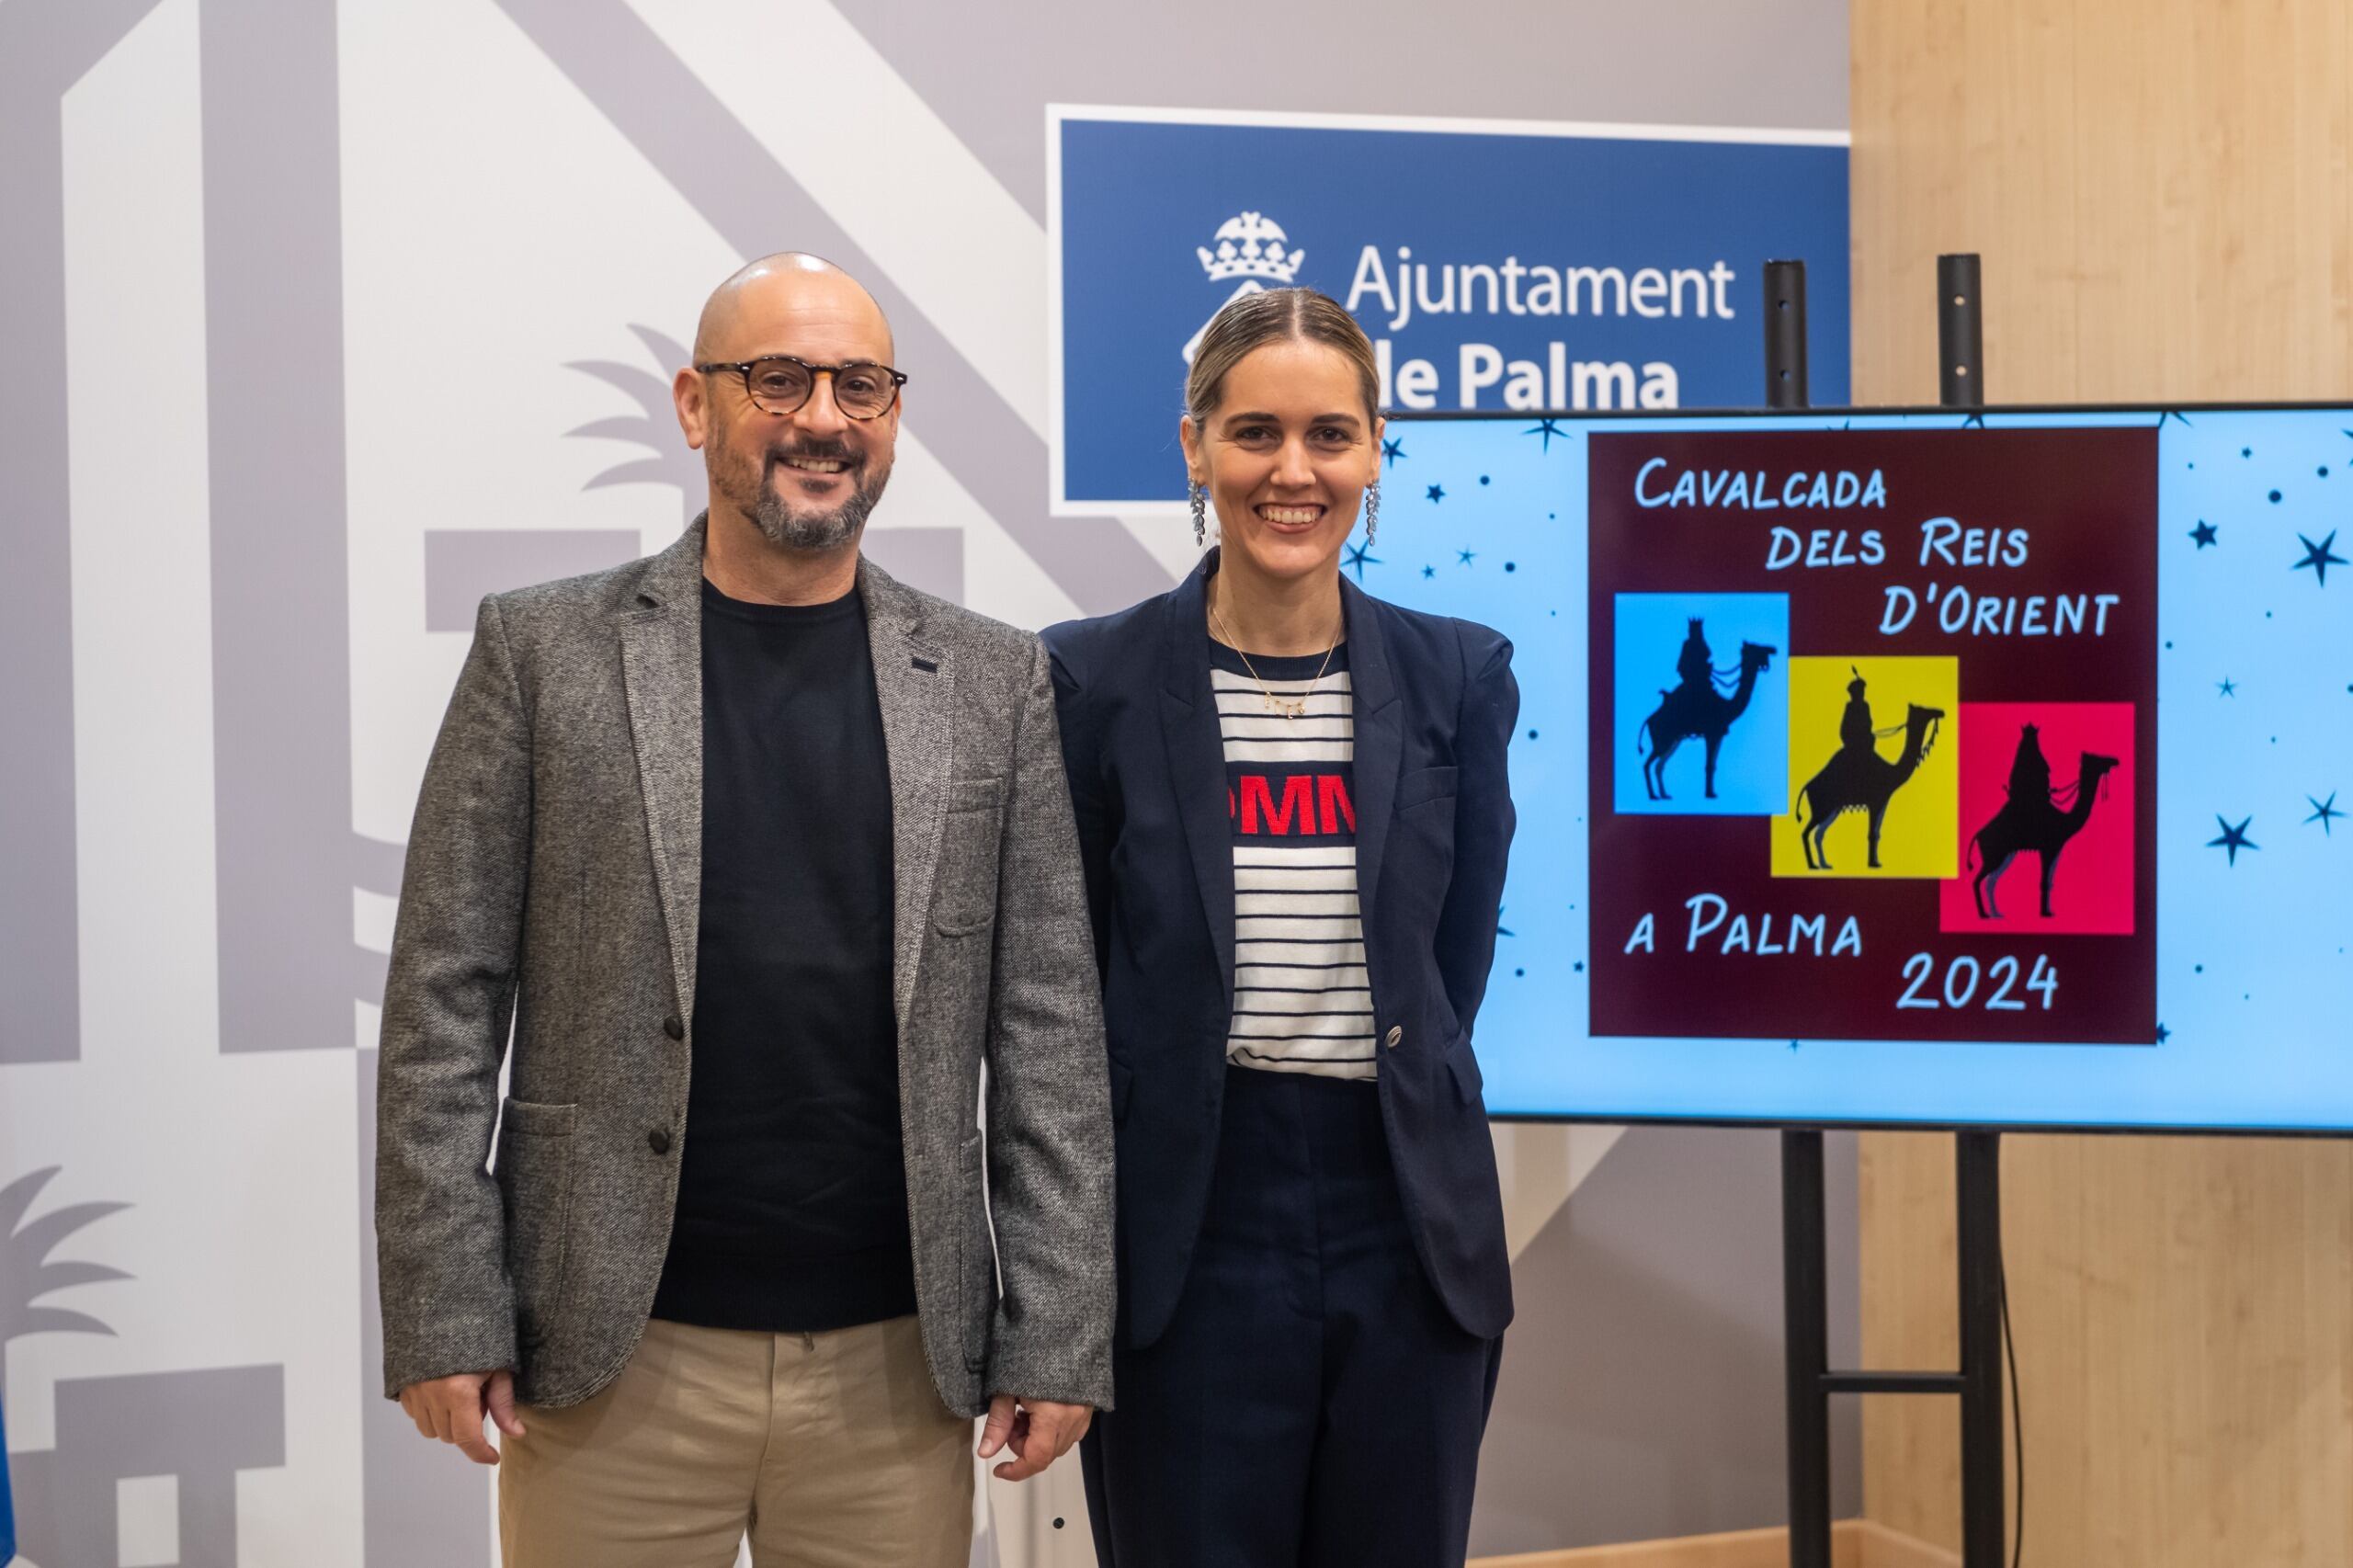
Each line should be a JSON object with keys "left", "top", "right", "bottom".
{"left": 1457, "top": 548, "right": 1476, "bottom": 566}
{"left": 1421, "top": 564, "right": 1436, "bottom": 579}
{"left": 1522, "top": 418, "right": 1565, "bottom": 453}
{"left": 2218, "top": 677, "right": 2237, "bottom": 697}
{"left": 1961, "top": 412, "right": 1986, "bottom": 429}
{"left": 2159, "top": 409, "right": 2195, "bottom": 428}
{"left": 2309, "top": 792, "right": 2344, "bottom": 835}
{"left": 1381, "top": 437, "right": 1405, "bottom": 467}
{"left": 1426, "top": 483, "right": 1446, "bottom": 504}
{"left": 1496, "top": 907, "right": 1514, "bottom": 938}
{"left": 1342, "top": 540, "right": 1381, "bottom": 582}
{"left": 2208, "top": 814, "right": 2258, "bottom": 865}
{"left": 2293, "top": 528, "right": 2346, "bottom": 585}
{"left": 2154, "top": 1023, "right": 2171, "bottom": 1044}
{"left": 2189, "top": 520, "right": 2219, "bottom": 548}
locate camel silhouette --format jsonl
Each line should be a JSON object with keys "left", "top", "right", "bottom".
{"left": 1795, "top": 702, "right": 1946, "bottom": 869}
{"left": 1969, "top": 740, "right": 2122, "bottom": 917}
{"left": 1637, "top": 639, "right": 1779, "bottom": 801}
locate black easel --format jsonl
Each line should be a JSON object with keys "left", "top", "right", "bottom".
{"left": 1768, "top": 255, "right": 2007, "bottom": 1568}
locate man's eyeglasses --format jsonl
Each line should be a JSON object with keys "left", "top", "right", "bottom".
{"left": 696, "top": 356, "right": 907, "bottom": 420}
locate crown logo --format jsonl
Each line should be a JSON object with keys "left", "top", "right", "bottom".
{"left": 1197, "top": 211, "right": 1304, "bottom": 284}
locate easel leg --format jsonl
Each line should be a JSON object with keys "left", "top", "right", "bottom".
{"left": 1957, "top": 1131, "right": 2006, "bottom": 1567}
{"left": 1782, "top": 1129, "right": 1833, "bottom": 1568}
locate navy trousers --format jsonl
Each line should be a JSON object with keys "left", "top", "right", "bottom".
{"left": 1081, "top": 1065, "right": 1503, "bottom": 1567}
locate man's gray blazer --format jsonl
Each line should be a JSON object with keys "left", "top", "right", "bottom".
{"left": 375, "top": 519, "right": 1113, "bottom": 1418}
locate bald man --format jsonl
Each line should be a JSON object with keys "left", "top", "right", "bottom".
{"left": 375, "top": 255, "right": 1113, "bottom": 1567}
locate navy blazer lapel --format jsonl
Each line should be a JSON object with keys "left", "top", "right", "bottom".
{"left": 1340, "top": 574, "right": 1403, "bottom": 943}
{"left": 1160, "top": 552, "right": 1237, "bottom": 1013}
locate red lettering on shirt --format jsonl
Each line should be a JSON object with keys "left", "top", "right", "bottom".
{"left": 1232, "top": 773, "right": 1356, "bottom": 836}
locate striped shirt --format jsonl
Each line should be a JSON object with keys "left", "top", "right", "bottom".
{"left": 1211, "top": 641, "right": 1375, "bottom": 1081}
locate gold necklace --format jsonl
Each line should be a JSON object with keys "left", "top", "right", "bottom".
{"left": 1209, "top": 598, "right": 1340, "bottom": 721}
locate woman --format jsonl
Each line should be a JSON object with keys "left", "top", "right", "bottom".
{"left": 1045, "top": 288, "right": 1517, "bottom": 1566}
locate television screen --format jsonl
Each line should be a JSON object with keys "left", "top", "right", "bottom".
{"left": 1366, "top": 407, "right": 2348, "bottom": 1130}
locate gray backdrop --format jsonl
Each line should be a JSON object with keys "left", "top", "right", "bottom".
{"left": 0, "top": 1, "right": 1853, "bottom": 1562}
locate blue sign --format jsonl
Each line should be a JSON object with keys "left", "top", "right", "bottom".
{"left": 1049, "top": 108, "right": 1849, "bottom": 512}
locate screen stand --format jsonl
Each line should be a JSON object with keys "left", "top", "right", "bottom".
{"left": 1780, "top": 1130, "right": 2006, "bottom": 1568}
{"left": 1771, "top": 252, "right": 2006, "bottom": 1568}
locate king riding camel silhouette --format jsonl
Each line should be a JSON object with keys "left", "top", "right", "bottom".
{"left": 1968, "top": 722, "right": 2121, "bottom": 917}
{"left": 1638, "top": 618, "right": 1779, "bottom": 801}
{"left": 1795, "top": 670, "right": 1946, "bottom": 870}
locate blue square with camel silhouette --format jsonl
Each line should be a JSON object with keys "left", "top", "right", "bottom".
{"left": 1613, "top": 592, "right": 1790, "bottom": 815}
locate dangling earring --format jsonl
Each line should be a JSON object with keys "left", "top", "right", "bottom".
{"left": 1364, "top": 480, "right": 1381, "bottom": 543}
{"left": 1189, "top": 480, "right": 1208, "bottom": 547}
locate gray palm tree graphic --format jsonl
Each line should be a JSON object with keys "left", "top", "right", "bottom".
{"left": 566, "top": 324, "right": 708, "bottom": 523}
{"left": 0, "top": 1166, "right": 131, "bottom": 1388}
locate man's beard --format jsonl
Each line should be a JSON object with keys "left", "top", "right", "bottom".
{"left": 718, "top": 436, "right": 892, "bottom": 551}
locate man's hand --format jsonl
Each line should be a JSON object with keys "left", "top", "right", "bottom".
{"left": 976, "top": 1393, "right": 1093, "bottom": 1481}
{"left": 399, "top": 1369, "right": 524, "bottom": 1465}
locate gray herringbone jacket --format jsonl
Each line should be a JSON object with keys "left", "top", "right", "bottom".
{"left": 374, "top": 520, "right": 1113, "bottom": 1417}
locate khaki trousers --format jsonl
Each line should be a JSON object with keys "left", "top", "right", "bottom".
{"left": 499, "top": 1313, "right": 973, "bottom": 1568}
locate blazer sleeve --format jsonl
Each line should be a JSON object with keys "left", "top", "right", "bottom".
{"left": 1433, "top": 624, "right": 1519, "bottom": 1040}
{"left": 981, "top": 635, "right": 1117, "bottom": 1410}
{"left": 373, "top": 594, "right": 529, "bottom": 1397}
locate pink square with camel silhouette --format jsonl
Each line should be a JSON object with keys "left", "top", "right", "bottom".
{"left": 1939, "top": 702, "right": 2136, "bottom": 935}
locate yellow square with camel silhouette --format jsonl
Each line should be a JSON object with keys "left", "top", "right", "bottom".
{"left": 1771, "top": 656, "right": 1960, "bottom": 880}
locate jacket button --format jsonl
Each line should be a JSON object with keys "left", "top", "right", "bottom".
{"left": 1385, "top": 1025, "right": 1404, "bottom": 1049}
{"left": 648, "top": 1128, "right": 672, "bottom": 1154}
{"left": 663, "top": 1015, "right": 684, "bottom": 1041}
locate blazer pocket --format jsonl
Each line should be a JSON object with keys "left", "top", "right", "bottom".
{"left": 501, "top": 1097, "right": 576, "bottom": 1139}
{"left": 1396, "top": 765, "right": 1460, "bottom": 811}
{"left": 947, "top": 773, "right": 1007, "bottom": 814}
{"left": 494, "top": 1098, "right": 578, "bottom": 1343}
{"left": 935, "top": 776, "right": 1008, "bottom": 935}
{"left": 1446, "top": 1030, "right": 1485, "bottom": 1107}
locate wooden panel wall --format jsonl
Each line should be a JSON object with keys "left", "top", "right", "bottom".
{"left": 1472, "top": 1518, "right": 1956, "bottom": 1568}
{"left": 1850, "top": 2, "right": 2353, "bottom": 1562}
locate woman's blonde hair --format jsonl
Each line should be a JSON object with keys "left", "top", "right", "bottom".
{"left": 1183, "top": 287, "right": 1381, "bottom": 427}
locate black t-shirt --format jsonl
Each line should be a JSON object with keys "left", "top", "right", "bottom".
{"left": 649, "top": 577, "right": 915, "bottom": 1333}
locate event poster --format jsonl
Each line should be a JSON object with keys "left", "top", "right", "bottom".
{"left": 1586, "top": 428, "right": 2159, "bottom": 1044}
{"left": 1346, "top": 409, "right": 2346, "bottom": 1129}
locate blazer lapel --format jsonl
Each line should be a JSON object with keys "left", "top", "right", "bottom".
{"left": 618, "top": 520, "right": 710, "bottom": 1028}
{"left": 1162, "top": 551, "right": 1237, "bottom": 1013}
{"left": 1340, "top": 573, "right": 1402, "bottom": 944}
{"left": 861, "top": 558, "right": 952, "bottom": 1032}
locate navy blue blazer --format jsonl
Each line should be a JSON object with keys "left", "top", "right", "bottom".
{"left": 1042, "top": 550, "right": 1518, "bottom": 1349}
